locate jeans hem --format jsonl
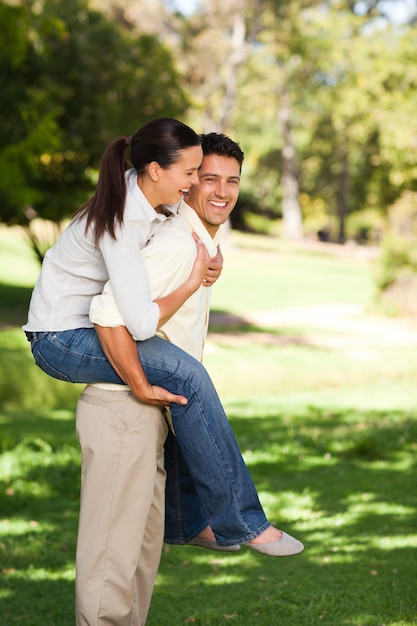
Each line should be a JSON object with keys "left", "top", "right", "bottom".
{"left": 164, "top": 521, "right": 272, "bottom": 547}
{"left": 164, "top": 521, "right": 209, "bottom": 545}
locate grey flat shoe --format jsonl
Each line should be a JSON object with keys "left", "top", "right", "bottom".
{"left": 245, "top": 531, "right": 304, "bottom": 557}
{"left": 187, "top": 537, "right": 241, "bottom": 552}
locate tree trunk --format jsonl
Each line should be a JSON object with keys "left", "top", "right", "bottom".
{"left": 219, "top": 13, "right": 247, "bottom": 131}
{"left": 277, "top": 86, "right": 303, "bottom": 241}
{"left": 337, "top": 147, "right": 349, "bottom": 243}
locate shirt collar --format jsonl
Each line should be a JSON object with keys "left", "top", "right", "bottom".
{"left": 178, "top": 200, "right": 222, "bottom": 257}
{"left": 125, "top": 169, "right": 178, "bottom": 223}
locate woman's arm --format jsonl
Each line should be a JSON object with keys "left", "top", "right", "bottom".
{"left": 95, "top": 324, "right": 188, "bottom": 406}
{"left": 90, "top": 241, "right": 215, "bottom": 404}
{"left": 154, "top": 237, "right": 213, "bottom": 328}
{"left": 101, "top": 230, "right": 213, "bottom": 339}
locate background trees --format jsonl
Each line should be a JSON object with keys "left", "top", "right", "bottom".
{"left": 0, "top": 0, "right": 189, "bottom": 258}
{"left": 1, "top": 0, "right": 417, "bottom": 258}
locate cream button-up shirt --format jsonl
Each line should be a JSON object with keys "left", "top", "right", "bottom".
{"left": 90, "top": 200, "right": 223, "bottom": 368}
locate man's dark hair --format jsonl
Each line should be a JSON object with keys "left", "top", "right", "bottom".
{"left": 200, "top": 132, "right": 244, "bottom": 171}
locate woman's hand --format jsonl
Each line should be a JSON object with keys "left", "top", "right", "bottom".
{"left": 188, "top": 234, "right": 213, "bottom": 289}
{"left": 154, "top": 236, "right": 213, "bottom": 328}
{"left": 190, "top": 235, "right": 223, "bottom": 288}
{"left": 203, "top": 245, "right": 223, "bottom": 286}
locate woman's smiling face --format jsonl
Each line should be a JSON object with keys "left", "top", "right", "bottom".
{"left": 157, "top": 145, "right": 203, "bottom": 205}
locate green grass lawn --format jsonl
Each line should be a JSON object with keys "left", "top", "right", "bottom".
{"left": 1, "top": 227, "right": 416, "bottom": 625}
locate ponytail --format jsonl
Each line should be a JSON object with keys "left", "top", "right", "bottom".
{"left": 75, "top": 136, "right": 131, "bottom": 245}
{"left": 75, "top": 118, "right": 200, "bottom": 245}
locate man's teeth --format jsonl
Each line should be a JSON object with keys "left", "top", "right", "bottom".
{"left": 210, "top": 201, "right": 227, "bottom": 207}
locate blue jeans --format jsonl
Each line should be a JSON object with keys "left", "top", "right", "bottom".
{"left": 28, "top": 329, "right": 270, "bottom": 545}
{"left": 164, "top": 428, "right": 210, "bottom": 543}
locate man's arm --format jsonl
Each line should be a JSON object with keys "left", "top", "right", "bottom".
{"left": 95, "top": 324, "right": 188, "bottom": 407}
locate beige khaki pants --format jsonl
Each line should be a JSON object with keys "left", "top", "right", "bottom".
{"left": 75, "top": 386, "right": 168, "bottom": 626}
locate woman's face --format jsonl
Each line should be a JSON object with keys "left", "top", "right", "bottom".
{"left": 157, "top": 145, "right": 202, "bottom": 205}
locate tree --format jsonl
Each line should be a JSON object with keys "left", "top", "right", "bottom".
{"left": 0, "top": 1, "right": 61, "bottom": 225}
{"left": 294, "top": 2, "right": 417, "bottom": 241}
{"left": 4, "top": 0, "right": 417, "bottom": 249}
{"left": 0, "top": 0, "right": 190, "bottom": 258}
{"left": 171, "top": 0, "right": 417, "bottom": 242}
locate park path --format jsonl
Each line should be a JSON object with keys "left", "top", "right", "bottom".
{"left": 208, "top": 303, "right": 417, "bottom": 350}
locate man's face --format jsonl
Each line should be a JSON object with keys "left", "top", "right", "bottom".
{"left": 185, "top": 153, "right": 241, "bottom": 236}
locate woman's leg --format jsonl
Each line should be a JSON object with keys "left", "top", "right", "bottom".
{"left": 30, "top": 329, "right": 123, "bottom": 383}
{"left": 164, "top": 428, "right": 208, "bottom": 544}
{"left": 138, "top": 336, "right": 271, "bottom": 545}
{"left": 31, "top": 330, "right": 269, "bottom": 544}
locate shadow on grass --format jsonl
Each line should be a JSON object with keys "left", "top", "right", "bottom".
{"left": 152, "top": 406, "right": 417, "bottom": 625}
{"left": 1, "top": 578, "right": 76, "bottom": 626}
{"left": 0, "top": 441, "right": 79, "bottom": 625}
{"left": 153, "top": 540, "right": 416, "bottom": 626}
{"left": 209, "top": 308, "right": 254, "bottom": 332}
{"left": 0, "top": 282, "right": 33, "bottom": 328}
{"left": 1, "top": 406, "right": 417, "bottom": 625}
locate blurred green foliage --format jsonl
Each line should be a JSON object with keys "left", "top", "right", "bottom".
{"left": 2, "top": 0, "right": 417, "bottom": 244}
{"left": 375, "top": 191, "right": 417, "bottom": 313}
{"left": 0, "top": 0, "right": 189, "bottom": 227}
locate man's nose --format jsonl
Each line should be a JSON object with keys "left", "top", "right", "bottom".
{"left": 215, "top": 180, "right": 227, "bottom": 196}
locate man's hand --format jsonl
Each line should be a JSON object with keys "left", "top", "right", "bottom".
{"left": 95, "top": 324, "right": 188, "bottom": 407}
{"left": 139, "top": 383, "right": 188, "bottom": 407}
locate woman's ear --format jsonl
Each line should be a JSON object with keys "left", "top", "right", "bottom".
{"left": 148, "top": 161, "right": 160, "bottom": 182}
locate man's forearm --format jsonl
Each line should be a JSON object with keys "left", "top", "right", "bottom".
{"left": 94, "top": 324, "right": 188, "bottom": 407}
{"left": 94, "top": 324, "right": 150, "bottom": 394}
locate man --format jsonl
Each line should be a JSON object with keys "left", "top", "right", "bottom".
{"left": 76, "top": 133, "right": 245, "bottom": 626}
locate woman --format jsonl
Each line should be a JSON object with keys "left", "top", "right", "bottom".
{"left": 24, "top": 118, "right": 303, "bottom": 556}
